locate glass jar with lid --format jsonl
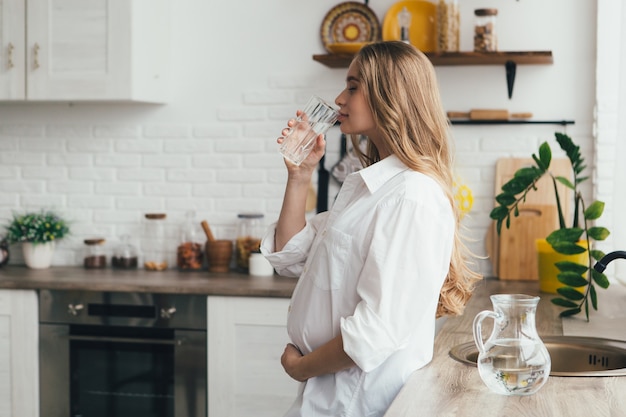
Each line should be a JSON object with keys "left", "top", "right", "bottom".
{"left": 235, "top": 213, "right": 264, "bottom": 272}
{"left": 84, "top": 238, "right": 107, "bottom": 269}
{"left": 0, "top": 236, "right": 9, "bottom": 268}
{"left": 143, "top": 213, "right": 168, "bottom": 271}
{"left": 112, "top": 234, "right": 139, "bottom": 269}
{"left": 177, "top": 210, "right": 204, "bottom": 271}
{"left": 474, "top": 8, "right": 498, "bottom": 52}
{"left": 437, "top": 0, "right": 460, "bottom": 52}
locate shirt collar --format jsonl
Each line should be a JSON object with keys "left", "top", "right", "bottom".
{"left": 357, "top": 154, "right": 408, "bottom": 194}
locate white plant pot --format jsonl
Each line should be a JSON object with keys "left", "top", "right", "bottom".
{"left": 22, "top": 241, "right": 56, "bottom": 269}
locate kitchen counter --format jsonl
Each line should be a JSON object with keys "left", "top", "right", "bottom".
{"left": 385, "top": 279, "right": 626, "bottom": 417}
{"left": 0, "top": 266, "right": 297, "bottom": 297}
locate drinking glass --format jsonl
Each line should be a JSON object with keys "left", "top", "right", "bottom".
{"left": 279, "top": 95, "right": 339, "bottom": 166}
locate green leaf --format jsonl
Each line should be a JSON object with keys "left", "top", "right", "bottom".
{"left": 559, "top": 308, "right": 582, "bottom": 317}
{"left": 502, "top": 177, "right": 533, "bottom": 194}
{"left": 538, "top": 142, "right": 552, "bottom": 168}
{"left": 584, "top": 201, "right": 605, "bottom": 220}
{"left": 496, "top": 219, "right": 503, "bottom": 234}
{"left": 490, "top": 206, "right": 509, "bottom": 220}
{"left": 555, "top": 133, "right": 582, "bottom": 165}
{"left": 588, "top": 227, "right": 610, "bottom": 241}
{"left": 532, "top": 154, "right": 545, "bottom": 171}
{"left": 590, "top": 249, "right": 605, "bottom": 261}
{"left": 551, "top": 298, "right": 578, "bottom": 308}
{"left": 546, "top": 228, "right": 584, "bottom": 244}
{"left": 554, "top": 261, "right": 588, "bottom": 274}
{"left": 591, "top": 270, "right": 610, "bottom": 289}
{"left": 555, "top": 176, "right": 575, "bottom": 190}
{"left": 556, "top": 286, "right": 585, "bottom": 300}
{"left": 495, "top": 194, "right": 516, "bottom": 206}
{"left": 551, "top": 241, "right": 587, "bottom": 255}
{"left": 557, "top": 272, "right": 588, "bottom": 287}
{"left": 590, "top": 284, "right": 598, "bottom": 310}
{"left": 514, "top": 166, "right": 542, "bottom": 179}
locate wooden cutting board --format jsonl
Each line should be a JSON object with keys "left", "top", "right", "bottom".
{"left": 497, "top": 205, "right": 558, "bottom": 280}
{"left": 486, "top": 157, "right": 573, "bottom": 280}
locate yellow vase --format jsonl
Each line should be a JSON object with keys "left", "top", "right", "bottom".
{"left": 536, "top": 239, "right": 588, "bottom": 294}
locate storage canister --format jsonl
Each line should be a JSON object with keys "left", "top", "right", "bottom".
{"left": 143, "top": 213, "right": 168, "bottom": 271}
{"left": 249, "top": 252, "right": 274, "bottom": 277}
{"left": 474, "top": 8, "right": 497, "bottom": 52}
{"left": 177, "top": 210, "right": 204, "bottom": 271}
{"left": 236, "top": 213, "right": 264, "bottom": 271}
{"left": 437, "top": 0, "right": 460, "bottom": 52}
{"left": 83, "top": 238, "right": 107, "bottom": 269}
{"left": 112, "top": 234, "right": 138, "bottom": 269}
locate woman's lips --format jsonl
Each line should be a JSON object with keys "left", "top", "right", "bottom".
{"left": 337, "top": 113, "right": 347, "bottom": 122}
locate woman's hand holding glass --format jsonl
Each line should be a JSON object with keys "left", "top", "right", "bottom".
{"left": 277, "top": 109, "right": 326, "bottom": 177}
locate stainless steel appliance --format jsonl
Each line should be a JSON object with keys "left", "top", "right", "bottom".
{"left": 39, "top": 289, "right": 206, "bottom": 417}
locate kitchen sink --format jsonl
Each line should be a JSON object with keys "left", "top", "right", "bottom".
{"left": 449, "top": 336, "right": 626, "bottom": 376}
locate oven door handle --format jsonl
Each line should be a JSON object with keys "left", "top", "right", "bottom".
{"left": 67, "top": 334, "right": 181, "bottom": 345}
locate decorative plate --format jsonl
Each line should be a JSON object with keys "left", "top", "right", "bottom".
{"left": 321, "top": 2, "right": 381, "bottom": 53}
{"left": 382, "top": 0, "right": 437, "bottom": 52}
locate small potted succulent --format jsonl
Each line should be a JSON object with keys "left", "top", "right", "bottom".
{"left": 3, "top": 210, "right": 70, "bottom": 269}
{"left": 490, "top": 133, "right": 610, "bottom": 320}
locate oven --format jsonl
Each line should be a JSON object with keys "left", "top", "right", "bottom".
{"left": 38, "top": 289, "right": 207, "bottom": 417}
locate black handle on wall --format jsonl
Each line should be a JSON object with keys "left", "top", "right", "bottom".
{"left": 317, "top": 155, "right": 329, "bottom": 213}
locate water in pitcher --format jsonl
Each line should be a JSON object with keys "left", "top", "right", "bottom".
{"left": 477, "top": 338, "right": 551, "bottom": 395}
{"left": 473, "top": 294, "right": 551, "bottom": 396}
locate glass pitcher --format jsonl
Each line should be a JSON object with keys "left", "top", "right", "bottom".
{"left": 473, "top": 294, "right": 551, "bottom": 396}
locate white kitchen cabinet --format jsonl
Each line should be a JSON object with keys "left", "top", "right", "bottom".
{"left": 0, "top": 290, "right": 38, "bottom": 417}
{"left": 0, "top": 0, "right": 169, "bottom": 102}
{"left": 207, "top": 296, "right": 299, "bottom": 417}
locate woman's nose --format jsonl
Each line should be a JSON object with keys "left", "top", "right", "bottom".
{"left": 335, "top": 92, "right": 344, "bottom": 107}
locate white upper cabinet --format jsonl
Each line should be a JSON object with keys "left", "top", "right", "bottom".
{"left": 0, "top": 0, "right": 170, "bottom": 102}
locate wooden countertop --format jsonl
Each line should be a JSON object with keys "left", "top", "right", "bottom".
{"left": 0, "top": 266, "right": 297, "bottom": 297}
{"left": 385, "top": 279, "right": 626, "bottom": 417}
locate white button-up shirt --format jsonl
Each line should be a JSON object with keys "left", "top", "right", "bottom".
{"left": 262, "top": 154, "right": 454, "bottom": 417}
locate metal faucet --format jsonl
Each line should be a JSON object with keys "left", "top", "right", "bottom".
{"left": 593, "top": 251, "right": 626, "bottom": 273}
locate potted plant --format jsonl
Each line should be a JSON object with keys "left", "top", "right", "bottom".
{"left": 3, "top": 210, "right": 70, "bottom": 269}
{"left": 490, "top": 133, "right": 610, "bottom": 320}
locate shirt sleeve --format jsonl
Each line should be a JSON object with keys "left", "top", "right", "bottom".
{"left": 260, "top": 212, "right": 330, "bottom": 278}
{"left": 340, "top": 194, "right": 454, "bottom": 372}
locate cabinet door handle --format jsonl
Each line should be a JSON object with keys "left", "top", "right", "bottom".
{"left": 33, "top": 43, "right": 40, "bottom": 69}
{"left": 7, "top": 43, "right": 14, "bottom": 68}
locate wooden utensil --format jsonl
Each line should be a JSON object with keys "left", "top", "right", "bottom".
{"left": 201, "top": 220, "right": 216, "bottom": 242}
{"left": 206, "top": 239, "right": 232, "bottom": 272}
{"left": 486, "top": 157, "right": 573, "bottom": 279}
{"left": 447, "top": 109, "right": 533, "bottom": 120}
{"left": 497, "top": 205, "right": 558, "bottom": 280}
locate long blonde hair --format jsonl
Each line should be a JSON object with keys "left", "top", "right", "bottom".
{"left": 352, "top": 41, "right": 482, "bottom": 317}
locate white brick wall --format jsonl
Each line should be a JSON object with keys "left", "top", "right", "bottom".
{"left": 0, "top": 0, "right": 599, "bottom": 277}
{"left": 595, "top": 0, "right": 626, "bottom": 283}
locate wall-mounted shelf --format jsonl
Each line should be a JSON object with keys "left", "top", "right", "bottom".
{"left": 450, "top": 119, "right": 574, "bottom": 126}
{"left": 312, "top": 51, "right": 553, "bottom": 99}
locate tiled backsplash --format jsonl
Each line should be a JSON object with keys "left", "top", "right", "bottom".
{"left": 0, "top": 0, "right": 600, "bottom": 278}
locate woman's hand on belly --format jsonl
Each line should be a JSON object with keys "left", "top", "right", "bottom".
{"left": 281, "top": 343, "right": 307, "bottom": 382}
{"left": 281, "top": 335, "right": 356, "bottom": 382}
